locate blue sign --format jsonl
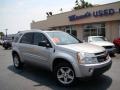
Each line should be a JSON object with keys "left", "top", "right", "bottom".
{"left": 69, "top": 8, "right": 120, "bottom": 21}
{"left": 69, "top": 12, "right": 91, "bottom": 21}
{"left": 93, "top": 9, "right": 115, "bottom": 17}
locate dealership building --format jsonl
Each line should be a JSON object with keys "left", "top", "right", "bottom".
{"left": 31, "top": 1, "right": 120, "bottom": 41}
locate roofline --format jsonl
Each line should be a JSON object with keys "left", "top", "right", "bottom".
{"left": 17, "top": 29, "right": 64, "bottom": 34}
{"left": 32, "top": 1, "right": 120, "bottom": 23}
{"left": 50, "top": 1, "right": 120, "bottom": 17}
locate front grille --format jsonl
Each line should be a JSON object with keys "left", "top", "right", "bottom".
{"left": 95, "top": 51, "right": 108, "bottom": 63}
{"left": 97, "top": 54, "right": 107, "bottom": 62}
{"left": 103, "top": 46, "right": 113, "bottom": 49}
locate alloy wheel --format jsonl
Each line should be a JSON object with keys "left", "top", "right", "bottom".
{"left": 57, "top": 67, "right": 74, "bottom": 85}
{"left": 13, "top": 55, "right": 19, "bottom": 67}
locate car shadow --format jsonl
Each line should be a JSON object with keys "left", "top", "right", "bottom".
{"left": 8, "top": 64, "right": 112, "bottom": 90}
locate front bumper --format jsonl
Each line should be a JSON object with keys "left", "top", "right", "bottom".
{"left": 92, "top": 60, "right": 112, "bottom": 76}
{"left": 78, "top": 58, "right": 112, "bottom": 78}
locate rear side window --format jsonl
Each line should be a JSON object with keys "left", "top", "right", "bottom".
{"left": 20, "top": 33, "right": 33, "bottom": 44}
{"left": 13, "top": 36, "right": 19, "bottom": 42}
{"left": 14, "top": 33, "right": 23, "bottom": 43}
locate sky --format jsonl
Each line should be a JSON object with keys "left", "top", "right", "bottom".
{"left": 0, "top": 0, "right": 119, "bottom": 34}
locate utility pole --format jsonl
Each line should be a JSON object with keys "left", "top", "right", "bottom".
{"left": 5, "top": 29, "right": 8, "bottom": 38}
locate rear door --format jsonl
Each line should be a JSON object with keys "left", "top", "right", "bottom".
{"left": 18, "top": 32, "right": 34, "bottom": 61}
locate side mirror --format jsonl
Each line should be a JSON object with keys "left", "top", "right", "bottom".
{"left": 38, "top": 41, "right": 50, "bottom": 47}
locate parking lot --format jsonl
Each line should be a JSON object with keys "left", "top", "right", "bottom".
{"left": 0, "top": 46, "right": 120, "bottom": 90}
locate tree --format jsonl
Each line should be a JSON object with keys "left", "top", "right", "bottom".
{"left": 73, "top": 0, "right": 93, "bottom": 10}
{"left": 0, "top": 32, "right": 4, "bottom": 39}
{"left": 74, "top": 0, "right": 80, "bottom": 10}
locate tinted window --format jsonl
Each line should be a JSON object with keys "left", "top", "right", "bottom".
{"left": 20, "top": 33, "right": 33, "bottom": 44}
{"left": 14, "top": 36, "right": 19, "bottom": 42}
{"left": 14, "top": 33, "right": 23, "bottom": 42}
{"left": 33, "top": 33, "right": 48, "bottom": 45}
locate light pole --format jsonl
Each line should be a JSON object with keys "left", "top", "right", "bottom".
{"left": 5, "top": 29, "right": 8, "bottom": 38}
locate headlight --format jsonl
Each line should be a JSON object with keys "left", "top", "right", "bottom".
{"left": 77, "top": 52, "right": 98, "bottom": 64}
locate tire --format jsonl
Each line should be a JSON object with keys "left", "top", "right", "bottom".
{"left": 13, "top": 54, "right": 23, "bottom": 69}
{"left": 4, "top": 46, "right": 8, "bottom": 50}
{"left": 54, "top": 62, "right": 76, "bottom": 86}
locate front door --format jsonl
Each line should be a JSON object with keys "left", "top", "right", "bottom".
{"left": 31, "top": 32, "right": 53, "bottom": 68}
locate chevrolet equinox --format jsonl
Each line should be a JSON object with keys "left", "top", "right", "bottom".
{"left": 12, "top": 30, "right": 112, "bottom": 86}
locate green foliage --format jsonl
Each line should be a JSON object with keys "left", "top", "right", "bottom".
{"left": 0, "top": 32, "right": 4, "bottom": 39}
{"left": 0, "top": 32, "right": 4, "bottom": 36}
{"left": 74, "top": 0, "right": 93, "bottom": 10}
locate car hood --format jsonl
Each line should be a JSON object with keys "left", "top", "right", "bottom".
{"left": 90, "top": 41, "right": 114, "bottom": 46}
{"left": 58, "top": 43, "right": 105, "bottom": 53}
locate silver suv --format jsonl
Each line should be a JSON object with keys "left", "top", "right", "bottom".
{"left": 12, "top": 30, "right": 112, "bottom": 86}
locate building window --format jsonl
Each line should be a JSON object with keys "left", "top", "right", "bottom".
{"left": 65, "top": 26, "right": 77, "bottom": 37}
{"left": 83, "top": 23, "right": 105, "bottom": 41}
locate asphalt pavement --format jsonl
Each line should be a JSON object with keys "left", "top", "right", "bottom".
{"left": 0, "top": 46, "right": 120, "bottom": 90}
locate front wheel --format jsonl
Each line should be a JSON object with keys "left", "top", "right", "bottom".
{"left": 54, "top": 63, "right": 76, "bottom": 86}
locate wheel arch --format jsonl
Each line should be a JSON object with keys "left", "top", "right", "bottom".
{"left": 12, "top": 50, "right": 19, "bottom": 56}
{"left": 52, "top": 58, "right": 73, "bottom": 70}
{"left": 52, "top": 58, "right": 78, "bottom": 76}
{"left": 52, "top": 57, "right": 81, "bottom": 78}
{"left": 12, "top": 50, "right": 23, "bottom": 63}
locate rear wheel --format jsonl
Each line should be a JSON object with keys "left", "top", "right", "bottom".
{"left": 13, "top": 54, "right": 23, "bottom": 69}
{"left": 54, "top": 62, "right": 76, "bottom": 86}
{"left": 4, "top": 47, "right": 8, "bottom": 50}
{"left": 3, "top": 44, "right": 8, "bottom": 50}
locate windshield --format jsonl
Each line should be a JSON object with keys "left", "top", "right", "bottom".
{"left": 92, "top": 37, "right": 106, "bottom": 41}
{"left": 47, "top": 31, "right": 81, "bottom": 45}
